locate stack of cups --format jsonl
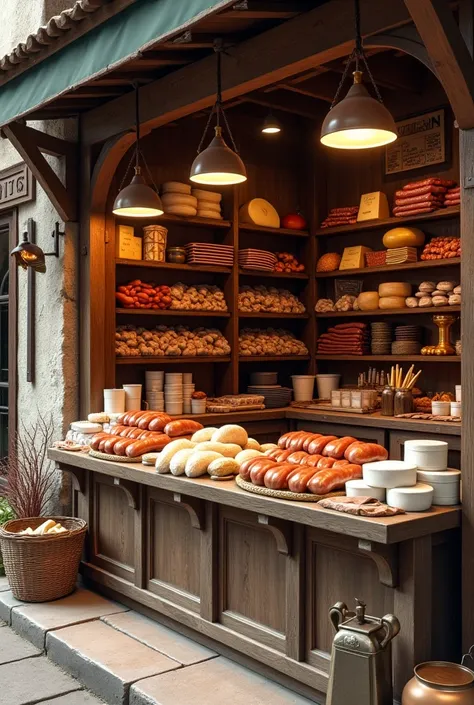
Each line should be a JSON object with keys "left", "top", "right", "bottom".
{"left": 104, "top": 389, "right": 126, "bottom": 414}
{"left": 182, "top": 373, "right": 194, "bottom": 414}
{"left": 146, "top": 371, "right": 164, "bottom": 411}
{"left": 123, "top": 384, "right": 142, "bottom": 412}
{"left": 165, "top": 373, "right": 183, "bottom": 416}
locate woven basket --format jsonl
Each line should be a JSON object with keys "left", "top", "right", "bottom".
{"left": 0, "top": 516, "right": 87, "bottom": 602}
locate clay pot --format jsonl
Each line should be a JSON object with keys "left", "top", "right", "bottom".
{"left": 402, "top": 662, "right": 474, "bottom": 704}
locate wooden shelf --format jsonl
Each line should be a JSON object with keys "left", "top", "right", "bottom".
{"left": 314, "top": 206, "right": 460, "bottom": 237}
{"left": 158, "top": 214, "right": 231, "bottom": 229}
{"left": 239, "top": 268, "right": 309, "bottom": 279}
{"left": 239, "top": 355, "right": 310, "bottom": 362}
{"left": 116, "top": 356, "right": 231, "bottom": 365}
{"left": 316, "top": 354, "right": 460, "bottom": 362}
{"left": 315, "top": 258, "right": 461, "bottom": 278}
{"left": 116, "top": 308, "right": 231, "bottom": 317}
{"left": 239, "top": 223, "right": 309, "bottom": 237}
{"left": 239, "top": 312, "right": 309, "bottom": 319}
{"left": 116, "top": 259, "right": 232, "bottom": 274}
{"left": 316, "top": 306, "right": 460, "bottom": 318}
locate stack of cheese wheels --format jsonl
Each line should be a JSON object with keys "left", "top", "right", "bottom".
{"left": 191, "top": 188, "right": 223, "bottom": 220}
{"left": 161, "top": 182, "right": 197, "bottom": 217}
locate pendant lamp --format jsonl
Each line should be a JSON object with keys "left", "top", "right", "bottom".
{"left": 262, "top": 111, "right": 281, "bottom": 134}
{"left": 113, "top": 84, "right": 163, "bottom": 217}
{"left": 320, "top": 0, "right": 397, "bottom": 150}
{"left": 190, "top": 41, "right": 247, "bottom": 185}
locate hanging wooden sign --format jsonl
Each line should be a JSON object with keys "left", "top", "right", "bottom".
{"left": 385, "top": 109, "right": 446, "bottom": 175}
{"left": 0, "top": 162, "right": 35, "bottom": 211}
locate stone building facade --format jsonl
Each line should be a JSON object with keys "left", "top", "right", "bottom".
{"left": 0, "top": 0, "right": 79, "bottom": 507}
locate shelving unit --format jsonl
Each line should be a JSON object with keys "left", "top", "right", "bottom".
{"left": 315, "top": 257, "right": 461, "bottom": 278}
{"left": 116, "top": 356, "right": 232, "bottom": 365}
{"left": 316, "top": 305, "right": 461, "bottom": 318}
{"left": 116, "top": 308, "right": 231, "bottom": 317}
{"left": 315, "top": 354, "right": 460, "bottom": 362}
{"left": 314, "top": 206, "right": 460, "bottom": 237}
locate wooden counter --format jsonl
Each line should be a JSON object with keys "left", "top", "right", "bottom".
{"left": 50, "top": 447, "right": 461, "bottom": 701}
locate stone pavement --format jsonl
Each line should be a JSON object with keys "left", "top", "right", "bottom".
{"left": 0, "top": 578, "right": 316, "bottom": 705}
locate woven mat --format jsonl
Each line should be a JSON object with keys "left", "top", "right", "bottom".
{"left": 89, "top": 449, "right": 142, "bottom": 462}
{"left": 235, "top": 474, "right": 344, "bottom": 502}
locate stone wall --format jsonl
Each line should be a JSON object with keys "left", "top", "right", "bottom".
{"left": 0, "top": 0, "right": 79, "bottom": 510}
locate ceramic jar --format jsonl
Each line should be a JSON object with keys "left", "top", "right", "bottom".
{"left": 402, "top": 662, "right": 474, "bottom": 705}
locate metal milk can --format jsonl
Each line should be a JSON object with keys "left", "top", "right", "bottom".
{"left": 327, "top": 599, "right": 400, "bottom": 705}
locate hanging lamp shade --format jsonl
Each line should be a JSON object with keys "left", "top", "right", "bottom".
{"left": 190, "top": 126, "right": 247, "bottom": 185}
{"left": 113, "top": 167, "right": 164, "bottom": 217}
{"left": 11, "top": 234, "right": 46, "bottom": 272}
{"left": 262, "top": 112, "right": 281, "bottom": 134}
{"left": 321, "top": 71, "right": 398, "bottom": 150}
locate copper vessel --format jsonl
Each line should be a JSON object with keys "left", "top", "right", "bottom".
{"left": 402, "top": 662, "right": 474, "bottom": 704}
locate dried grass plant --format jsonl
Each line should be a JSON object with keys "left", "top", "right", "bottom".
{"left": 0, "top": 415, "right": 56, "bottom": 518}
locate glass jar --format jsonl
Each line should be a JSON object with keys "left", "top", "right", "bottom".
{"left": 381, "top": 386, "right": 395, "bottom": 416}
{"left": 394, "top": 388, "right": 413, "bottom": 416}
{"left": 167, "top": 247, "right": 186, "bottom": 264}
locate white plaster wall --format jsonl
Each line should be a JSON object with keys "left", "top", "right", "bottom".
{"left": 0, "top": 0, "right": 79, "bottom": 510}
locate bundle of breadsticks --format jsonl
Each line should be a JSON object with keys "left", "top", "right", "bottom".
{"left": 392, "top": 178, "right": 457, "bottom": 217}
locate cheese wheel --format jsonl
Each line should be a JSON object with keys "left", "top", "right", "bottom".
{"left": 239, "top": 198, "right": 280, "bottom": 228}
{"left": 191, "top": 189, "right": 222, "bottom": 203}
{"left": 382, "top": 227, "right": 425, "bottom": 249}
{"left": 161, "top": 193, "right": 198, "bottom": 208}
{"left": 357, "top": 291, "right": 380, "bottom": 311}
{"left": 378, "top": 282, "right": 412, "bottom": 298}
{"left": 161, "top": 181, "right": 191, "bottom": 195}
{"left": 196, "top": 201, "right": 221, "bottom": 212}
{"left": 163, "top": 205, "right": 198, "bottom": 217}
{"left": 197, "top": 209, "right": 223, "bottom": 219}
{"left": 379, "top": 296, "right": 407, "bottom": 309}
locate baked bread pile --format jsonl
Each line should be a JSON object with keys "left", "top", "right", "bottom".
{"left": 169, "top": 283, "right": 228, "bottom": 311}
{"left": 239, "top": 328, "right": 309, "bottom": 356}
{"left": 238, "top": 285, "right": 305, "bottom": 314}
{"left": 115, "top": 325, "right": 231, "bottom": 357}
{"left": 405, "top": 280, "right": 460, "bottom": 308}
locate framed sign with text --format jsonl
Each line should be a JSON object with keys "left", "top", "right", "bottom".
{"left": 0, "top": 162, "right": 35, "bottom": 211}
{"left": 385, "top": 109, "right": 446, "bottom": 175}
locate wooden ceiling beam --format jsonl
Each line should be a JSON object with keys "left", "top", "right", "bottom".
{"left": 4, "top": 122, "right": 77, "bottom": 221}
{"left": 83, "top": 0, "right": 411, "bottom": 144}
{"left": 244, "top": 90, "right": 323, "bottom": 118}
{"left": 405, "top": 0, "right": 474, "bottom": 128}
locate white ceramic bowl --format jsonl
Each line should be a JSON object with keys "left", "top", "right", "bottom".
{"left": 362, "top": 460, "right": 417, "bottom": 489}
{"left": 165, "top": 401, "right": 183, "bottom": 415}
{"left": 431, "top": 401, "right": 450, "bottom": 416}
{"left": 417, "top": 469, "right": 461, "bottom": 505}
{"left": 386, "top": 483, "right": 434, "bottom": 512}
{"left": 191, "top": 399, "right": 206, "bottom": 414}
{"left": 450, "top": 402, "right": 461, "bottom": 417}
{"left": 403, "top": 439, "right": 448, "bottom": 471}
{"left": 345, "top": 479, "right": 386, "bottom": 501}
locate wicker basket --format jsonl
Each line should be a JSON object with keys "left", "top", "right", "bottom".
{"left": 0, "top": 516, "right": 87, "bottom": 602}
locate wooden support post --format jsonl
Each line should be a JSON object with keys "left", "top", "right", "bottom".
{"left": 286, "top": 523, "right": 305, "bottom": 661}
{"left": 405, "top": 0, "right": 474, "bottom": 128}
{"left": 3, "top": 122, "right": 78, "bottom": 221}
{"left": 393, "top": 536, "right": 432, "bottom": 699}
{"left": 200, "top": 503, "right": 218, "bottom": 622}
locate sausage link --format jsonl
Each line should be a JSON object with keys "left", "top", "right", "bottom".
{"left": 322, "top": 436, "right": 358, "bottom": 459}
{"left": 240, "top": 457, "right": 275, "bottom": 482}
{"left": 90, "top": 433, "right": 112, "bottom": 451}
{"left": 307, "top": 435, "right": 338, "bottom": 455}
{"left": 148, "top": 414, "right": 172, "bottom": 432}
{"left": 307, "top": 464, "right": 362, "bottom": 495}
{"left": 344, "top": 443, "right": 388, "bottom": 464}
{"left": 250, "top": 459, "right": 280, "bottom": 486}
{"left": 264, "top": 463, "right": 300, "bottom": 490}
{"left": 113, "top": 437, "right": 137, "bottom": 456}
{"left": 288, "top": 466, "right": 322, "bottom": 493}
{"left": 287, "top": 451, "right": 310, "bottom": 465}
{"left": 125, "top": 436, "right": 171, "bottom": 458}
{"left": 302, "top": 433, "right": 322, "bottom": 452}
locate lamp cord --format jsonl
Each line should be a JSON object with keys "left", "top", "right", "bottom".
{"left": 196, "top": 40, "right": 240, "bottom": 155}
{"left": 330, "top": 0, "right": 383, "bottom": 109}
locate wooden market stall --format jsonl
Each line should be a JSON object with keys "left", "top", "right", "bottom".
{"left": 1, "top": 0, "right": 474, "bottom": 702}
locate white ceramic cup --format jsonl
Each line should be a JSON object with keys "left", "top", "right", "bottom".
{"left": 104, "top": 388, "right": 126, "bottom": 414}
{"left": 291, "top": 375, "right": 316, "bottom": 401}
{"left": 455, "top": 385, "right": 461, "bottom": 402}
{"left": 191, "top": 399, "right": 206, "bottom": 414}
{"left": 432, "top": 401, "right": 450, "bottom": 416}
{"left": 316, "top": 374, "right": 341, "bottom": 400}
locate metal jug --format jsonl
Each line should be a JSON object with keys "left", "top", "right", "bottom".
{"left": 327, "top": 599, "right": 400, "bottom": 705}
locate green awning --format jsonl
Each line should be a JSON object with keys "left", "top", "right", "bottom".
{"left": 0, "top": 0, "right": 232, "bottom": 128}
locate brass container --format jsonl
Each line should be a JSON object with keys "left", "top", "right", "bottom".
{"left": 166, "top": 247, "right": 186, "bottom": 264}
{"left": 327, "top": 599, "right": 400, "bottom": 705}
{"left": 402, "top": 662, "right": 474, "bottom": 705}
{"left": 433, "top": 314, "right": 457, "bottom": 356}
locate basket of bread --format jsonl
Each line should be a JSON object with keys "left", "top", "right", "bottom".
{"left": 0, "top": 516, "right": 87, "bottom": 602}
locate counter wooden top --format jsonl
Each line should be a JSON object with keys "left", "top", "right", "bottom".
{"left": 182, "top": 407, "right": 461, "bottom": 436}
{"left": 50, "top": 449, "right": 460, "bottom": 546}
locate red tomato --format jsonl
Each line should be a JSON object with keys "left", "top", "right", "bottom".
{"left": 281, "top": 212, "right": 307, "bottom": 230}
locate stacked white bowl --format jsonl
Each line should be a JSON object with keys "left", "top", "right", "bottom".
{"left": 165, "top": 373, "right": 183, "bottom": 416}
{"left": 146, "top": 371, "right": 164, "bottom": 411}
{"left": 346, "top": 439, "right": 460, "bottom": 511}
{"left": 182, "top": 372, "right": 194, "bottom": 415}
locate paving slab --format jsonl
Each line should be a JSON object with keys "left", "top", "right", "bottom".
{"left": 130, "top": 656, "right": 315, "bottom": 705}
{"left": 46, "top": 619, "right": 182, "bottom": 705}
{"left": 0, "top": 654, "right": 81, "bottom": 705}
{"left": 0, "top": 627, "right": 42, "bottom": 664}
{"left": 102, "top": 612, "right": 217, "bottom": 666}
{"left": 0, "top": 576, "right": 9, "bottom": 592}
{"left": 11, "top": 587, "right": 129, "bottom": 649}
{"left": 36, "top": 692, "right": 105, "bottom": 705}
{"left": 0, "top": 590, "right": 25, "bottom": 624}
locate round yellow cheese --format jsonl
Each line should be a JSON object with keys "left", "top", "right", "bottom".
{"left": 379, "top": 296, "right": 407, "bottom": 309}
{"left": 382, "top": 227, "right": 425, "bottom": 249}
{"left": 161, "top": 181, "right": 192, "bottom": 195}
{"left": 378, "top": 282, "right": 412, "bottom": 298}
{"left": 239, "top": 198, "right": 280, "bottom": 228}
{"left": 357, "top": 291, "right": 380, "bottom": 311}
{"left": 161, "top": 193, "right": 197, "bottom": 208}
